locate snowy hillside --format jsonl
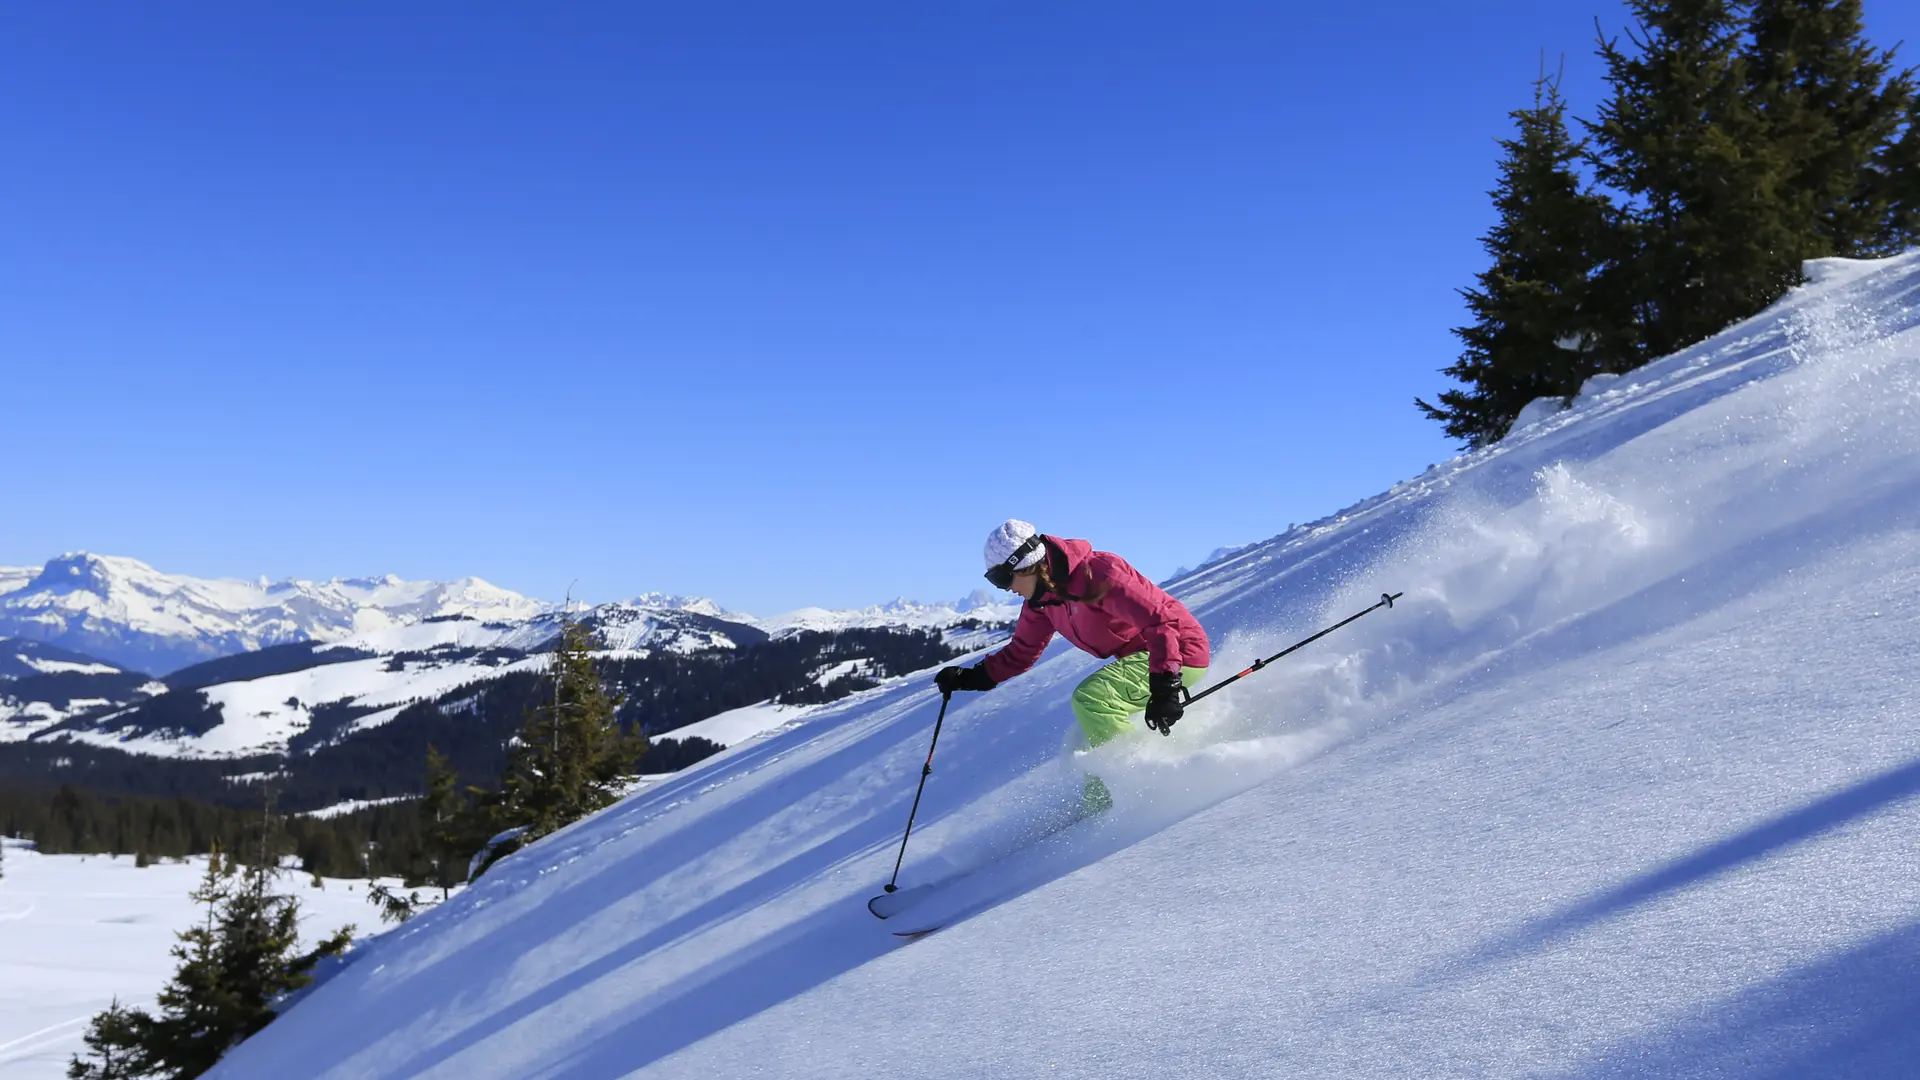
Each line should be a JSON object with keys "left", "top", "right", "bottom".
{"left": 0, "top": 638, "right": 120, "bottom": 681}
{"left": 0, "top": 640, "right": 157, "bottom": 744}
{"left": 156, "top": 255, "right": 1920, "bottom": 1074}
{"left": 24, "top": 604, "right": 998, "bottom": 763}
{"left": 0, "top": 554, "right": 546, "bottom": 675}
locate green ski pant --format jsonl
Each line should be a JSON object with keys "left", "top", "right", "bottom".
{"left": 1071, "top": 653, "right": 1208, "bottom": 748}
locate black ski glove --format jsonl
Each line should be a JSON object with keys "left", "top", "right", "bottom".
{"left": 935, "top": 664, "right": 996, "bottom": 696}
{"left": 1144, "top": 670, "right": 1186, "bottom": 735}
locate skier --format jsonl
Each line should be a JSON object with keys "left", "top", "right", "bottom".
{"left": 935, "top": 519, "right": 1210, "bottom": 810}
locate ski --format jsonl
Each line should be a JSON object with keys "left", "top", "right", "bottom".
{"left": 867, "top": 880, "right": 940, "bottom": 919}
{"left": 866, "top": 802, "right": 1111, "bottom": 937}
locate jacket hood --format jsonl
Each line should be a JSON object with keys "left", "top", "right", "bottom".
{"left": 1032, "top": 535, "right": 1094, "bottom": 607}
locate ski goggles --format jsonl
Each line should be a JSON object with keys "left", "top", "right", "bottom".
{"left": 984, "top": 535, "right": 1044, "bottom": 590}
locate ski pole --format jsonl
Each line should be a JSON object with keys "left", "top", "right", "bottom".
{"left": 881, "top": 690, "right": 952, "bottom": 894}
{"left": 1181, "top": 592, "right": 1404, "bottom": 709}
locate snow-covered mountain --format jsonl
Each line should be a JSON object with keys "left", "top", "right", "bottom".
{"left": 0, "top": 553, "right": 1015, "bottom": 681}
{"left": 0, "top": 549, "right": 1017, "bottom": 771}
{"left": 196, "top": 252, "right": 1920, "bottom": 1080}
{"left": 0, "top": 554, "right": 547, "bottom": 676}
{"left": 755, "top": 591, "right": 1023, "bottom": 636}
{"left": 0, "top": 565, "right": 35, "bottom": 596}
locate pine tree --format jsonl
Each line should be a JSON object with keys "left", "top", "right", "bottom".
{"left": 68, "top": 832, "right": 354, "bottom": 1078}
{"left": 1589, "top": 0, "right": 1804, "bottom": 361}
{"left": 1745, "top": 0, "right": 1918, "bottom": 256}
{"left": 66, "top": 1000, "right": 150, "bottom": 1080}
{"left": 1417, "top": 0, "right": 1920, "bottom": 443}
{"left": 420, "top": 743, "right": 475, "bottom": 898}
{"left": 148, "top": 857, "right": 352, "bottom": 1076}
{"left": 139, "top": 860, "right": 252, "bottom": 1077}
{"left": 1871, "top": 89, "right": 1920, "bottom": 250}
{"left": 1419, "top": 68, "right": 1622, "bottom": 446}
{"left": 484, "top": 615, "right": 645, "bottom": 870}
{"left": 365, "top": 878, "right": 424, "bottom": 924}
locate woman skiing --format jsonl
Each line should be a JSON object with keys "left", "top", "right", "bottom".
{"left": 935, "top": 520, "right": 1210, "bottom": 806}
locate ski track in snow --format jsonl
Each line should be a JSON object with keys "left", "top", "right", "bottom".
{"left": 167, "top": 252, "right": 1920, "bottom": 1079}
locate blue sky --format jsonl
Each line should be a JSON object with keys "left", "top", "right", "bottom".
{"left": 5, "top": 2, "right": 1916, "bottom": 613}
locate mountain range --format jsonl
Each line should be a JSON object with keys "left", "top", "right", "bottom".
{"left": 0, "top": 553, "right": 544, "bottom": 676}
{"left": 0, "top": 552, "right": 1020, "bottom": 678}
{"left": 0, "top": 553, "right": 1019, "bottom": 810}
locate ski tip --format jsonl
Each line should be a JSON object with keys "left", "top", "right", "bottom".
{"left": 892, "top": 926, "right": 940, "bottom": 939}
{"left": 867, "top": 881, "right": 934, "bottom": 919}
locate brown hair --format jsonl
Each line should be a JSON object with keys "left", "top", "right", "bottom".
{"left": 1023, "top": 558, "right": 1056, "bottom": 594}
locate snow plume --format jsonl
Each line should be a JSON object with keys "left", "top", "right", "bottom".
{"left": 1103, "top": 459, "right": 1664, "bottom": 812}
{"left": 1094, "top": 252, "right": 1913, "bottom": 811}
{"left": 1343, "top": 461, "right": 1662, "bottom": 691}
{"left": 1781, "top": 256, "right": 1920, "bottom": 450}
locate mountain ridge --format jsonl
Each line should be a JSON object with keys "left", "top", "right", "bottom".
{"left": 0, "top": 553, "right": 1020, "bottom": 676}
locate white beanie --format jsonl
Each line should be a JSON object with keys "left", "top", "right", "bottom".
{"left": 983, "top": 519, "right": 1045, "bottom": 570}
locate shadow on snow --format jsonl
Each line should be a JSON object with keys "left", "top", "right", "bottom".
{"left": 1549, "top": 916, "right": 1920, "bottom": 1079}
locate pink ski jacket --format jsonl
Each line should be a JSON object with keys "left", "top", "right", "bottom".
{"left": 981, "top": 535, "right": 1210, "bottom": 685}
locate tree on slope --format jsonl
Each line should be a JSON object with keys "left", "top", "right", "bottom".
{"left": 68, "top": 843, "right": 353, "bottom": 1078}
{"left": 1419, "top": 68, "right": 1623, "bottom": 447}
{"left": 365, "top": 744, "right": 483, "bottom": 923}
{"left": 1589, "top": 0, "right": 1805, "bottom": 363}
{"left": 1868, "top": 76, "right": 1920, "bottom": 250}
{"left": 1744, "top": 0, "right": 1918, "bottom": 257}
{"left": 477, "top": 614, "right": 645, "bottom": 875}
{"left": 420, "top": 743, "right": 479, "bottom": 897}
{"left": 67, "top": 1001, "right": 151, "bottom": 1080}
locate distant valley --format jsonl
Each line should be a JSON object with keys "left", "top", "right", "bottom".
{"left": 0, "top": 553, "right": 1016, "bottom": 811}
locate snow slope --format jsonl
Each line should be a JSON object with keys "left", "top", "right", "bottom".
{"left": 664, "top": 700, "right": 813, "bottom": 748}
{"left": 0, "top": 639, "right": 125, "bottom": 682}
{"left": 210, "top": 253, "right": 1920, "bottom": 1079}
{"left": 0, "top": 641, "right": 157, "bottom": 743}
{"left": 0, "top": 844, "right": 374, "bottom": 1080}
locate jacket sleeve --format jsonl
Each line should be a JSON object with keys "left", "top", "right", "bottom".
{"left": 981, "top": 604, "right": 1055, "bottom": 684}
{"left": 1091, "top": 553, "right": 1188, "bottom": 675}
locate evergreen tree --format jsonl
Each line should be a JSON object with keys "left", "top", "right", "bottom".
{"left": 66, "top": 1000, "right": 152, "bottom": 1080}
{"left": 1588, "top": 0, "right": 1803, "bottom": 361}
{"left": 1419, "top": 69, "right": 1622, "bottom": 446}
{"left": 68, "top": 839, "right": 354, "bottom": 1078}
{"left": 365, "top": 878, "right": 425, "bottom": 924}
{"left": 483, "top": 616, "right": 645, "bottom": 872}
{"left": 139, "top": 861, "right": 249, "bottom": 1077}
{"left": 1872, "top": 92, "right": 1920, "bottom": 250}
{"left": 419, "top": 743, "right": 476, "bottom": 897}
{"left": 1745, "top": 0, "right": 1917, "bottom": 256}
